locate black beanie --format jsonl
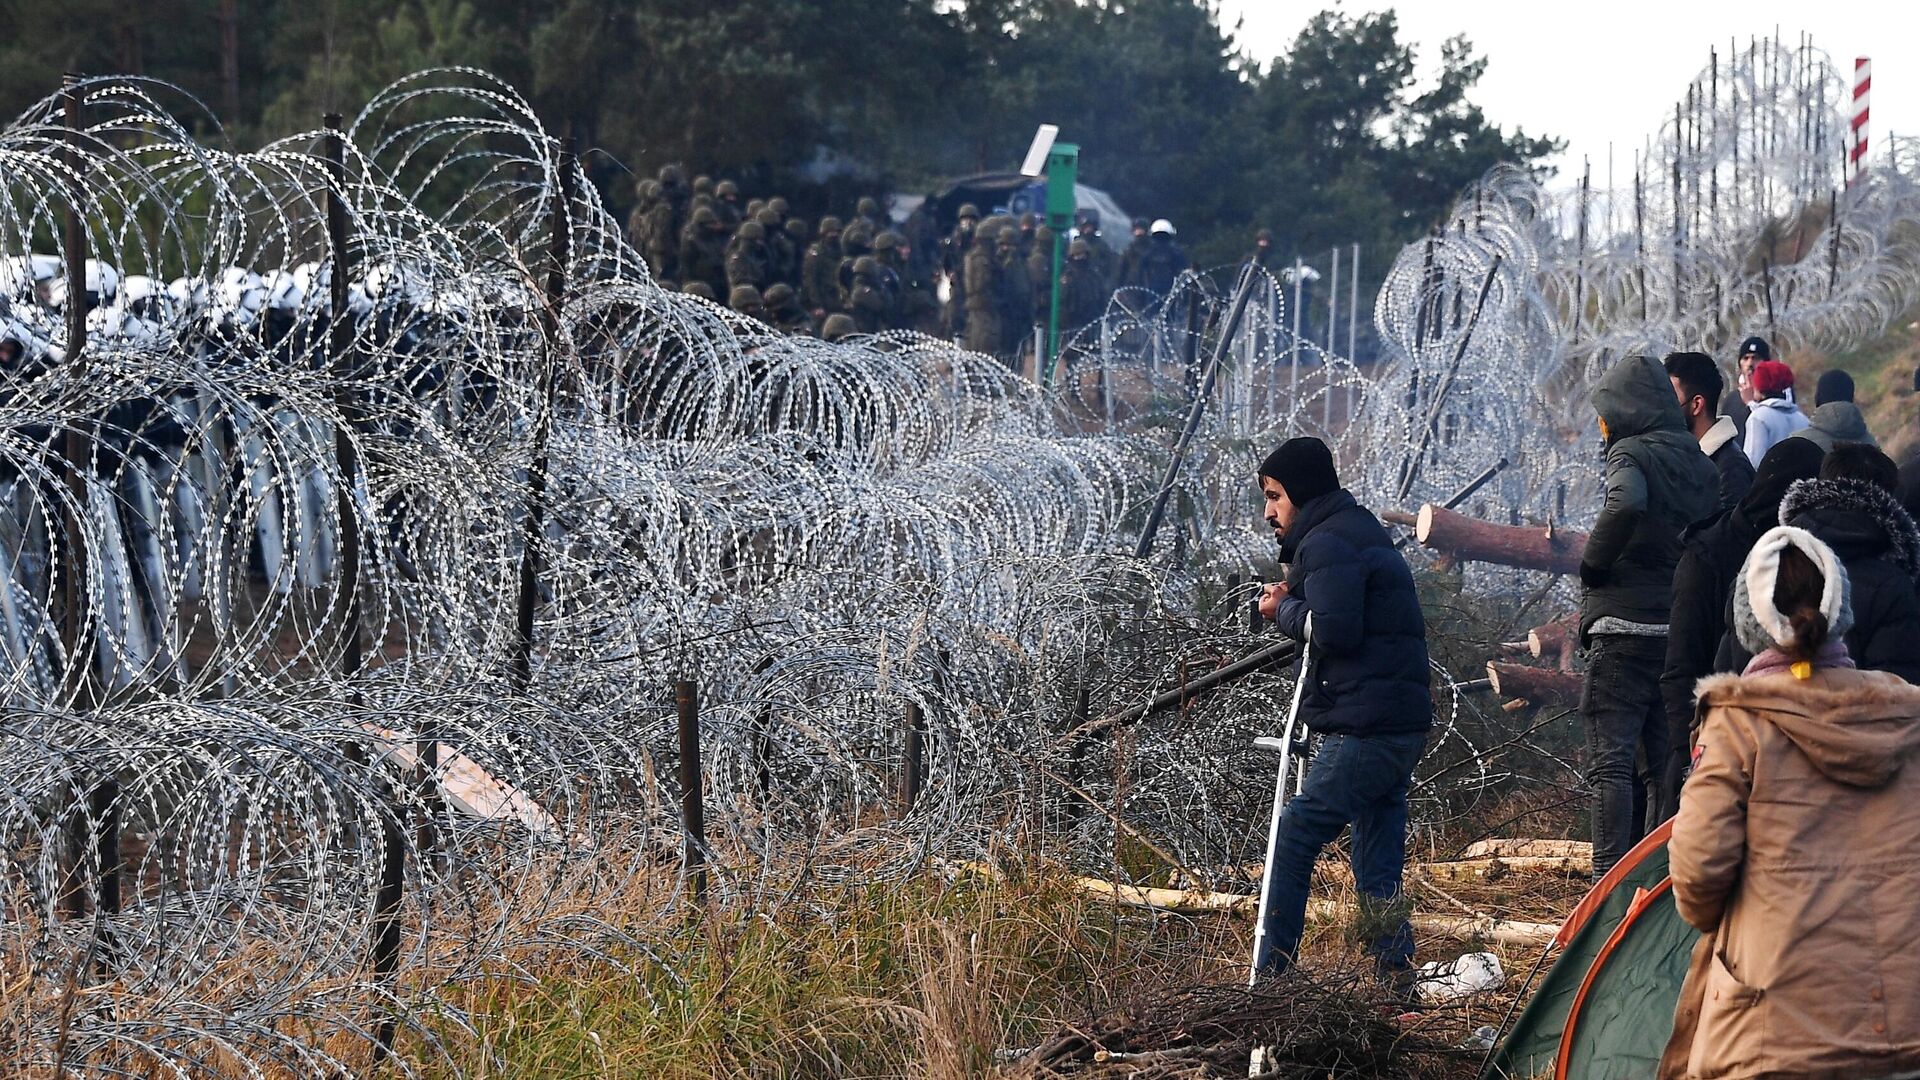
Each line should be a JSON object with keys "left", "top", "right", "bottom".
{"left": 1814, "top": 369, "right": 1854, "bottom": 406}
{"left": 1258, "top": 436, "right": 1340, "bottom": 504}
{"left": 1737, "top": 335, "right": 1772, "bottom": 362}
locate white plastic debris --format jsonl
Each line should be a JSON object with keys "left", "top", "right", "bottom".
{"left": 1415, "top": 951, "right": 1505, "bottom": 1003}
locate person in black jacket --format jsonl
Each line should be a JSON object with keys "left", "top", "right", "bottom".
{"left": 1579, "top": 356, "right": 1719, "bottom": 876}
{"left": 1715, "top": 444, "right": 1920, "bottom": 684}
{"left": 1665, "top": 351, "right": 1754, "bottom": 512}
{"left": 1254, "top": 436, "right": 1431, "bottom": 983}
{"left": 1655, "top": 437, "right": 1824, "bottom": 822}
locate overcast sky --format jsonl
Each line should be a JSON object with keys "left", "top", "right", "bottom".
{"left": 1218, "top": 1, "right": 1915, "bottom": 191}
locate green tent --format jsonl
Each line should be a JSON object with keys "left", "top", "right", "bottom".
{"left": 1483, "top": 821, "right": 1700, "bottom": 1079}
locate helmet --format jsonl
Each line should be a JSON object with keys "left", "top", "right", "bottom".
{"left": 218, "top": 265, "right": 267, "bottom": 313}
{"left": 1150, "top": 219, "right": 1176, "bottom": 236}
{"left": 658, "top": 163, "right": 686, "bottom": 187}
{"left": 716, "top": 179, "right": 739, "bottom": 199}
{"left": 263, "top": 268, "right": 304, "bottom": 313}
{"left": 728, "top": 284, "right": 762, "bottom": 309}
{"left": 167, "top": 276, "right": 210, "bottom": 313}
{"left": 737, "top": 220, "right": 766, "bottom": 242}
{"left": 745, "top": 198, "right": 765, "bottom": 218}
{"left": 957, "top": 203, "right": 981, "bottom": 221}
{"left": 857, "top": 196, "right": 881, "bottom": 217}
{"left": 1018, "top": 212, "right": 1036, "bottom": 229}
{"left": 49, "top": 258, "right": 120, "bottom": 309}
{"left": 768, "top": 196, "right": 790, "bottom": 217}
{"left": 841, "top": 220, "right": 873, "bottom": 250}
{"left": 1131, "top": 217, "right": 1149, "bottom": 232}
{"left": 821, "top": 313, "right": 856, "bottom": 341}
{"left": 692, "top": 174, "right": 714, "bottom": 196}
{"left": 853, "top": 256, "right": 879, "bottom": 276}
{"left": 692, "top": 206, "right": 719, "bottom": 227}
{"left": 819, "top": 215, "right": 844, "bottom": 236}
{"left": 756, "top": 207, "right": 781, "bottom": 227}
{"left": 785, "top": 218, "right": 810, "bottom": 241}
{"left": 1035, "top": 225, "right": 1054, "bottom": 245}
{"left": 682, "top": 280, "right": 716, "bottom": 301}
{"left": 1255, "top": 228, "right": 1272, "bottom": 243}
{"left": 872, "top": 231, "right": 899, "bottom": 251}
{"left": 1068, "top": 238, "right": 1091, "bottom": 259}
{"left": 764, "top": 282, "right": 796, "bottom": 306}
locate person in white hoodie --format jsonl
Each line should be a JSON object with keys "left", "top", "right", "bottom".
{"left": 1742, "top": 359, "right": 1809, "bottom": 466}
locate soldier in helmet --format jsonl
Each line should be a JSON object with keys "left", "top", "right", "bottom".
{"left": 836, "top": 220, "right": 876, "bottom": 308}
{"left": 945, "top": 203, "right": 982, "bottom": 339}
{"left": 855, "top": 195, "right": 887, "bottom": 235}
{"left": 963, "top": 219, "right": 1004, "bottom": 359}
{"left": 627, "top": 178, "right": 662, "bottom": 263}
{"left": 1075, "top": 210, "right": 1119, "bottom": 293}
{"left": 803, "top": 216, "right": 844, "bottom": 319}
{"left": 679, "top": 205, "right": 730, "bottom": 297}
{"left": 889, "top": 232, "right": 939, "bottom": 333}
{"left": 648, "top": 165, "right": 691, "bottom": 279}
{"left": 847, "top": 255, "right": 895, "bottom": 334}
{"left": 681, "top": 280, "right": 717, "bottom": 302}
{"left": 713, "top": 179, "right": 743, "bottom": 228}
{"left": 767, "top": 196, "right": 791, "bottom": 226}
{"left": 726, "top": 219, "right": 772, "bottom": 292}
{"left": 1244, "top": 227, "right": 1275, "bottom": 270}
{"left": 1137, "top": 219, "right": 1188, "bottom": 295}
{"left": 995, "top": 221, "right": 1033, "bottom": 360}
{"left": 1016, "top": 212, "right": 1038, "bottom": 258}
{"left": 745, "top": 197, "right": 766, "bottom": 221}
{"left": 1061, "top": 237, "right": 1107, "bottom": 331}
{"left": 1119, "top": 216, "right": 1151, "bottom": 289}
{"left": 692, "top": 174, "right": 715, "bottom": 200}
{"left": 763, "top": 282, "right": 811, "bottom": 335}
{"left": 869, "top": 232, "right": 909, "bottom": 330}
{"left": 782, "top": 218, "right": 810, "bottom": 288}
{"left": 760, "top": 207, "right": 796, "bottom": 286}
{"left": 821, "top": 312, "right": 857, "bottom": 343}
{"left": 1027, "top": 224, "right": 1056, "bottom": 318}
{"left": 728, "top": 283, "right": 767, "bottom": 323}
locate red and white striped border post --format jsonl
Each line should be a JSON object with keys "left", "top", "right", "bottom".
{"left": 1851, "top": 57, "right": 1871, "bottom": 185}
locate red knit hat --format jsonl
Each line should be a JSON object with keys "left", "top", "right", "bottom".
{"left": 1750, "top": 360, "right": 1795, "bottom": 398}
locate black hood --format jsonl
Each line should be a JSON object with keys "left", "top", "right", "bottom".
{"left": 1781, "top": 477, "right": 1920, "bottom": 582}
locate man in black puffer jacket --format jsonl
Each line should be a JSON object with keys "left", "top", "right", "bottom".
{"left": 1656, "top": 438, "right": 1824, "bottom": 822}
{"left": 1580, "top": 355, "right": 1719, "bottom": 876}
{"left": 1254, "top": 437, "right": 1430, "bottom": 983}
{"left": 1716, "top": 444, "right": 1920, "bottom": 682}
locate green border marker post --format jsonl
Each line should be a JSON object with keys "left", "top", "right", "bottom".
{"left": 1041, "top": 142, "right": 1077, "bottom": 388}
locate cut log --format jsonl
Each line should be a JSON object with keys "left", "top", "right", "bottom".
{"left": 1486, "top": 661, "right": 1582, "bottom": 706}
{"left": 1460, "top": 838, "right": 1593, "bottom": 861}
{"left": 1527, "top": 612, "right": 1581, "bottom": 669}
{"left": 1416, "top": 504, "right": 1588, "bottom": 574}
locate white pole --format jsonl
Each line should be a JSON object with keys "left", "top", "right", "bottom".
{"left": 1348, "top": 243, "right": 1360, "bottom": 422}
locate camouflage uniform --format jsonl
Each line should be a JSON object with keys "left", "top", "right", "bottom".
{"left": 802, "top": 216, "right": 844, "bottom": 315}
{"left": 963, "top": 222, "right": 1003, "bottom": 357}
{"left": 725, "top": 220, "right": 771, "bottom": 292}
{"left": 678, "top": 206, "right": 730, "bottom": 297}
{"left": 847, "top": 255, "right": 894, "bottom": 334}
{"left": 996, "top": 226, "right": 1033, "bottom": 357}
{"left": 763, "top": 282, "right": 811, "bottom": 335}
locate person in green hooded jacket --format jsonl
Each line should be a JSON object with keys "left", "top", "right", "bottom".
{"left": 1579, "top": 354, "right": 1719, "bottom": 876}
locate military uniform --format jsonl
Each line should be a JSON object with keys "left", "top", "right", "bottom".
{"left": 679, "top": 206, "right": 730, "bottom": 297}
{"left": 963, "top": 232, "right": 1002, "bottom": 357}
{"left": 802, "top": 217, "right": 844, "bottom": 315}
{"left": 725, "top": 220, "right": 771, "bottom": 292}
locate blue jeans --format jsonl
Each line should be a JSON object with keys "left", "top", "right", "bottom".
{"left": 1581, "top": 634, "right": 1668, "bottom": 877}
{"left": 1256, "top": 730, "right": 1426, "bottom": 979}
